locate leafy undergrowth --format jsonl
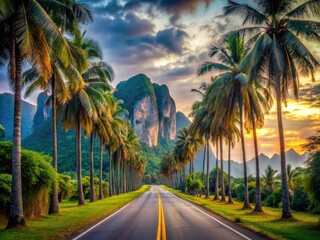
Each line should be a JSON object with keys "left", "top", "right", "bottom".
{"left": 0, "top": 185, "right": 150, "bottom": 240}
{"left": 163, "top": 186, "right": 320, "bottom": 240}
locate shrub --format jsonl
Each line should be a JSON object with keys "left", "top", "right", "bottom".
{"left": 70, "top": 176, "right": 108, "bottom": 200}
{"left": 263, "top": 189, "right": 282, "bottom": 208}
{"left": 57, "top": 174, "right": 74, "bottom": 202}
{"left": 0, "top": 174, "right": 11, "bottom": 216}
{"left": 0, "top": 141, "right": 55, "bottom": 218}
{"left": 186, "top": 174, "right": 203, "bottom": 195}
{"left": 291, "top": 187, "right": 310, "bottom": 212}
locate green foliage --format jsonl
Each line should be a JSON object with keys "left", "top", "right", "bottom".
{"left": 291, "top": 187, "right": 310, "bottom": 212}
{"left": 0, "top": 174, "right": 11, "bottom": 216}
{"left": 144, "top": 174, "right": 151, "bottom": 184}
{"left": 151, "top": 172, "right": 159, "bottom": 184}
{"left": 263, "top": 189, "right": 282, "bottom": 208}
{"left": 22, "top": 119, "right": 110, "bottom": 174}
{"left": 70, "top": 176, "right": 108, "bottom": 200}
{"left": 305, "top": 151, "right": 320, "bottom": 205}
{"left": 141, "top": 139, "right": 174, "bottom": 175}
{"left": 209, "top": 168, "right": 228, "bottom": 193}
{"left": 114, "top": 74, "right": 156, "bottom": 117}
{"left": 186, "top": 174, "right": 203, "bottom": 195}
{"left": 57, "top": 174, "right": 74, "bottom": 202}
{"left": 0, "top": 141, "right": 55, "bottom": 217}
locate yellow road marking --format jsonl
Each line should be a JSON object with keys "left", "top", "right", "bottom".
{"left": 156, "top": 188, "right": 166, "bottom": 240}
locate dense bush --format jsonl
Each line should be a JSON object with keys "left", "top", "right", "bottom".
{"left": 291, "top": 187, "right": 310, "bottom": 211}
{"left": 186, "top": 174, "right": 203, "bottom": 195}
{"left": 263, "top": 189, "right": 282, "bottom": 208}
{"left": 0, "top": 174, "right": 12, "bottom": 216}
{"left": 57, "top": 174, "right": 74, "bottom": 202}
{"left": 70, "top": 176, "right": 108, "bottom": 200}
{"left": 0, "top": 141, "right": 55, "bottom": 218}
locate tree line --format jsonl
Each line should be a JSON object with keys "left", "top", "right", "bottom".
{"left": 0, "top": 0, "right": 146, "bottom": 229}
{"left": 160, "top": 0, "right": 320, "bottom": 219}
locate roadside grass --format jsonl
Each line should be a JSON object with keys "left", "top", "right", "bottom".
{"left": 163, "top": 186, "right": 320, "bottom": 240}
{"left": 0, "top": 185, "right": 150, "bottom": 240}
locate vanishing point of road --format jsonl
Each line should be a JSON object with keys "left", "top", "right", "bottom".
{"left": 72, "top": 186, "right": 266, "bottom": 240}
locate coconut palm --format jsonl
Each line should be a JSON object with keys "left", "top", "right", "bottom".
{"left": 244, "top": 80, "right": 273, "bottom": 212}
{"left": 198, "top": 33, "right": 253, "bottom": 209}
{"left": 223, "top": 0, "right": 320, "bottom": 219}
{"left": 107, "top": 101, "right": 129, "bottom": 196}
{"left": 190, "top": 83, "right": 212, "bottom": 198}
{"left": 0, "top": 0, "right": 75, "bottom": 228}
{"left": 175, "top": 127, "right": 202, "bottom": 192}
{"left": 286, "top": 164, "right": 299, "bottom": 191}
{"left": 60, "top": 33, "right": 112, "bottom": 205}
{"left": 262, "top": 166, "right": 279, "bottom": 195}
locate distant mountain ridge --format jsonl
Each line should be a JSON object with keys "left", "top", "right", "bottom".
{"left": 0, "top": 93, "right": 36, "bottom": 140}
{"left": 175, "top": 110, "right": 307, "bottom": 177}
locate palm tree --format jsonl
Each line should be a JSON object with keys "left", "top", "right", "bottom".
{"left": 245, "top": 80, "right": 273, "bottom": 212}
{"left": 190, "top": 84, "right": 214, "bottom": 199}
{"left": 223, "top": 0, "right": 320, "bottom": 219}
{"left": 262, "top": 166, "right": 279, "bottom": 195}
{"left": 0, "top": 0, "right": 74, "bottom": 228}
{"left": 22, "top": 24, "right": 93, "bottom": 212}
{"left": 286, "top": 164, "right": 299, "bottom": 191}
{"left": 175, "top": 127, "right": 202, "bottom": 192}
{"left": 61, "top": 33, "right": 112, "bottom": 205}
{"left": 198, "top": 33, "right": 252, "bottom": 209}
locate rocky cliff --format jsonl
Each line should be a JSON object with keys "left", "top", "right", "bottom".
{"left": 114, "top": 74, "right": 176, "bottom": 147}
{"left": 153, "top": 83, "right": 176, "bottom": 141}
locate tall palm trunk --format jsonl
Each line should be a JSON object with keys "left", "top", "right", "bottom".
{"left": 89, "top": 133, "right": 95, "bottom": 202}
{"left": 108, "top": 148, "right": 113, "bottom": 196}
{"left": 76, "top": 120, "right": 85, "bottom": 205}
{"left": 220, "top": 135, "right": 226, "bottom": 202}
{"left": 202, "top": 140, "right": 207, "bottom": 195}
{"left": 49, "top": 76, "right": 59, "bottom": 214}
{"left": 7, "top": 43, "right": 25, "bottom": 228}
{"left": 112, "top": 156, "right": 116, "bottom": 195}
{"left": 227, "top": 141, "right": 233, "bottom": 204}
{"left": 123, "top": 160, "right": 126, "bottom": 194}
{"left": 205, "top": 138, "right": 210, "bottom": 199}
{"left": 202, "top": 141, "right": 206, "bottom": 183}
{"left": 117, "top": 152, "right": 121, "bottom": 194}
{"left": 99, "top": 141, "right": 104, "bottom": 199}
{"left": 239, "top": 100, "right": 251, "bottom": 209}
{"left": 182, "top": 165, "right": 186, "bottom": 193}
{"left": 251, "top": 106, "right": 263, "bottom": 212}
{"left": 275, "top": 77, "right": 292, "bottom": 219}
{"left": 213, "top": 137, "right": 219, "bottom": 200}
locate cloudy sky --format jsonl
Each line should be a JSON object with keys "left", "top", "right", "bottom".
{"left": 0, "top": 0, "right": 319, "bottom": 161}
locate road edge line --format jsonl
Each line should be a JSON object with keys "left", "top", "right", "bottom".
{"left": 164, "top": 189, "right": 252, "bottom": 240}
{"left": 71, "top": 198, "right": 139, "bottom": 240}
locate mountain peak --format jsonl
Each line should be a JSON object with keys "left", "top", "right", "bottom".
{"left": 286, "top": 148, "right": 299, "bottom": 155}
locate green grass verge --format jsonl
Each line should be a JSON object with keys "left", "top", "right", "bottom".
{"left": 163, "top": 186, "right": 320, "bottom": 240}
{"left": 0, "top": 185, "right": 150, "bottom": 240}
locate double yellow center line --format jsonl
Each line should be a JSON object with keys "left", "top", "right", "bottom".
{"left": 157, "top": 188, "right": 166, "bottom": 240}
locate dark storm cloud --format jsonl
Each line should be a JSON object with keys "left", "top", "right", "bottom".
{"left": 155, "top": 28, "right": 187, "bottom": 54}
{"left": 90, "top": 0, "right": 213, "bottom": 25}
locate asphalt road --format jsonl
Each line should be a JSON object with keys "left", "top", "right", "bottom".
{"left": 72, "top": 186, "right": 267, "bottom": 240}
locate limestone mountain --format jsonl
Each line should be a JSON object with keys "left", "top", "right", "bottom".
{"left": 114, "top": 74, "right": 176, "bottom": 147}
{"left": 0, "top": 93, "right": 36, "bottom": 140}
